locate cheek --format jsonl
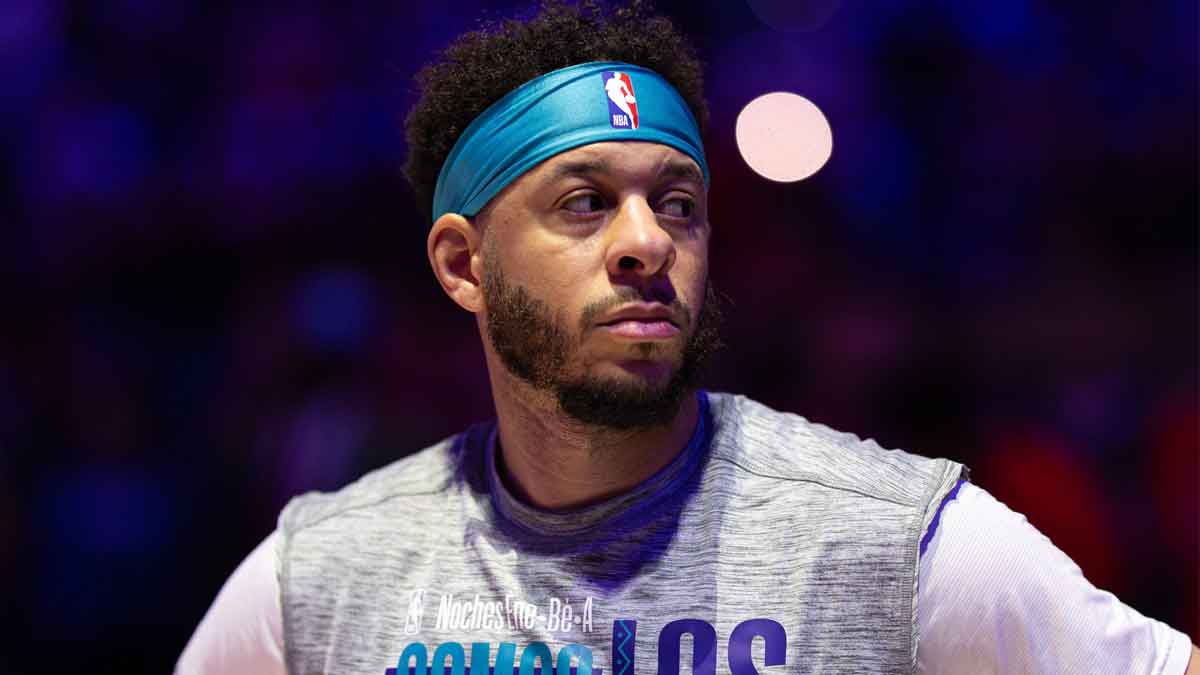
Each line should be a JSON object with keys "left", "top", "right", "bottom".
{"left": 520, "top": 238, "right": 603, "bottom": 295}
{"left": 676, "top": 246, "right": 709, "bottom": 292}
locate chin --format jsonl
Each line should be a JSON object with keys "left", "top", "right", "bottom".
{"left": 581, "top": 352, "right": 675, "bottom": 376}
{"left": 612, "top": 359, "right": 674, "bottom": 380}
{"left": 555, "top": 370, "right": 690, "bottom": 431}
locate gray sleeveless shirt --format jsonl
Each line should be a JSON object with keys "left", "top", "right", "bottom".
{"left": 277, "top": 390, "right": 966, "bottom": 675}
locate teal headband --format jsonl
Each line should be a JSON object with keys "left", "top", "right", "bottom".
{"left": 431, "top": 60, "right": 709, "bottom": 223}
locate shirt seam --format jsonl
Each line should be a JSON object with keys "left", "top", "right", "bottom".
{"left": 1154, "top": 628, "right": 1176, "bottom": 675}
{"left": 285, "top": 487, "right": 447, "bottom": 535}
{"left": 707, "top": 454, "right": 919, "bottom": 508}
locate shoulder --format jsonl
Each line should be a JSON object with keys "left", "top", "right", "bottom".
{"left": 176, "top": 531, "right": 286, "bottom": 675}
{"left": 277, "top": 421, "right": 488, "bottom": 538}
{"left": 917, "top": 482, "right": 1194, "bottom": 674}
{"left": 705, "top": 391, "right": 965, "bottom": 509}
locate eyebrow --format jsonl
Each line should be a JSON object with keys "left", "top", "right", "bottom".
{"left": 659, "top": 160, "right": 704, "bottom": 185}
{"left": 545, "top": 159, "right": 611, "bottom": 184}
{"left": 539, "top": 156, "right": 704, "bottom": 189}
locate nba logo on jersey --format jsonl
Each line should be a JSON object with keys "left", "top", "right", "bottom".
{"left": 602, "top": 71, "right": 639, "bottom": 129}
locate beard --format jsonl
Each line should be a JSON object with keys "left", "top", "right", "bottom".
{"left": 482, "top": 253, "right": 726, "bottom": 432}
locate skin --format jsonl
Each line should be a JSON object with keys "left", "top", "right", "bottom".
{"left": 427, "top": 141, "right": 725, "bottom": 510}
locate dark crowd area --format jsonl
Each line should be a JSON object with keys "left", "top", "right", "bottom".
{"left": 1, "top": 1, "right": 1196, "bottom": 672}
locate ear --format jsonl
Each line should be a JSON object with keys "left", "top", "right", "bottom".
{"left": 427, "top": 212, "right": 486, "bottom": 313}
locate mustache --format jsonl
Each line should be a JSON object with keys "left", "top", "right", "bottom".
{"left": 576, "top": 283, "right": 691, "bottom": 331}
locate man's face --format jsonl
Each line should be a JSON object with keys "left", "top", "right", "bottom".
{"left": 478, "top": 141, "right": 725, "bottom": 432}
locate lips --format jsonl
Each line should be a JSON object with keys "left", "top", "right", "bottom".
{"left": 596, "top": 303, "right": 678, "bottom": 328}
{"left": 595, "top": 301, "right": 682, "bottom": 340}
{"left": 600, "top": 319, "right": 679, "bottom": 339}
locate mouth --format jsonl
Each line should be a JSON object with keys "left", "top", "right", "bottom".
{"left": 598, "top": 319, "right": 680, "bottom": 339}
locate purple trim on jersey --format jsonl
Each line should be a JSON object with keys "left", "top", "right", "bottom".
{"left": 388, "top": 662, "right": 604, "bottom": 667}
{"left": 386, "top": 662, "right": 597, "bottom": 667}
{"left": 919, "top": 477, "right": 966, "bottom": 556}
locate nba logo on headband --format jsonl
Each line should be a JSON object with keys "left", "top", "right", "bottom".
{"left": 602, "top": 71, "right": 639, "bottom": 129}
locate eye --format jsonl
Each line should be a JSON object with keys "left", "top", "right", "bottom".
{"left": 659, "top": 196, "right": 695, "bottom": 219}
{"left": 561, "top": 193, "right": 605, "bottom": 215}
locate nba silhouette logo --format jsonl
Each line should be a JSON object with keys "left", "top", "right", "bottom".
{"left": 602, "top": 71, "right": 639, "bottom": 129}
{"left": 403, "top": 589, "right": 425, "bottom": 635}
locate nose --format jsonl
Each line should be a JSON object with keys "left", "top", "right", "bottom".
{"left": 605, "top": 195, "right": 676, "bottom": 280}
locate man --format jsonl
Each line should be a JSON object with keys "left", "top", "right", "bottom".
{"left": 177, "top": 2, "right": 1198, "bottom": 673}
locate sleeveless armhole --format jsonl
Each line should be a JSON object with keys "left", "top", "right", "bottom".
{"left": 909, "top": 463, "right": 970, "bottom": 672}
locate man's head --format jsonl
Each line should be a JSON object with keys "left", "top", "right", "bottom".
{"left": 403, "top": 0, "right": 709, "bottom": 221}
{"left": 409, "top": 1, "right": 726, "bottom": 432}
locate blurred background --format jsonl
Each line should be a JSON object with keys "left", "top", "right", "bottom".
{"left": 1, "top": 0, "right": 1196, "bottom": 672}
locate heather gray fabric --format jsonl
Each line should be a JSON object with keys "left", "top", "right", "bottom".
{"left": 277, "top": 390, "right": 966, "bottom": 675}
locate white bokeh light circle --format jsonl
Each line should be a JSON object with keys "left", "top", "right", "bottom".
{"left": 735, "top": 92, "right": 833, "bottom": 182}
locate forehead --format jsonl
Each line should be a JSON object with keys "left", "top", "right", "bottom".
{"left": 523, "top": 141, "right": 704, "bottom": 188}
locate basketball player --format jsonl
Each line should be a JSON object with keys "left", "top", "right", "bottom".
{"left": 177, "top": 2, "right": 1198, "bottom": 673}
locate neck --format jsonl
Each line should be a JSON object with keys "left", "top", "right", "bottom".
{"left": 488, "top": 373, "right": 700, "bottom": 511}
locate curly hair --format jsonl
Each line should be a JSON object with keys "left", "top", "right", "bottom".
{"left": 402, "top": 0, "right": 709, "bottom": 222}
